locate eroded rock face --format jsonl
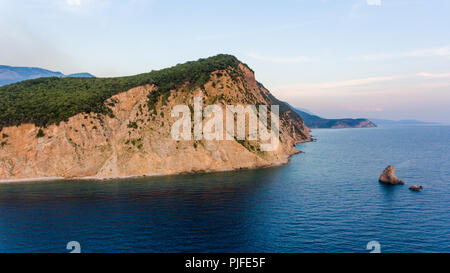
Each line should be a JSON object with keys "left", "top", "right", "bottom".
{"left": 0, "top": 64, "right": 311, "bottom": 181}
{"left": 379, "top": 165, "right": 405, "bottom": 185}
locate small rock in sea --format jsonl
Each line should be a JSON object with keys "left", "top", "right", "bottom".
{"left": 409, "top": 185, "right": 423, "bottom": 191}
{"left": 379, "top": 165, "right": 405, "bottom": 185}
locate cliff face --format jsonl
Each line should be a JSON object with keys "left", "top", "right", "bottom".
{"left": 0, "top": 61, "right": 310, "bottom": 181}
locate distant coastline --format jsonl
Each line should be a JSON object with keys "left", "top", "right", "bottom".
{"left": 293, "top": 107, "right": 377, "bottom": 129}
{"left": 368, "top": 118, "right": 439, "bottom": 126}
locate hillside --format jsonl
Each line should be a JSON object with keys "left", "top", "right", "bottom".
{"left": 0, "top": 55, "right": 248, "bottom": 130}
{"left": 294, "top": 108, "right": 376, "bottom": 129}
{"left": 0, "top": 65, "right": 94, "bottom": 86}
{"left": 0, "top": 55, "right": 311, "bottom": 181}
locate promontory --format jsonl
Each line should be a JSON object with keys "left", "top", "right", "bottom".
{"left": 0, "top": 55, "right": 311, "bottom": 181}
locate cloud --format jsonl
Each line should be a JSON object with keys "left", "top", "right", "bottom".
{"left": 66, "top": 0, "right": 81, "bottom": 6}
{"left": 349, "top": 0, "right": 381, "bottom": 18}
{"left": 417, "top": 72, "right": 450, "bottom": 79}
{"left": 346, "top": 106, "right": 383, "bottom": 112}
{"left": 248, "top": 53, "right": 309, "bottom": 64}
{"left": 358, "top": 46, "right": 450, "bottom": 61}
{"left": 366, "top": 0, "right": 381, "bottom": 6}
{"left": 275, "top": 75, "right": 408, "bottom": 99}
{"left": 279, "top": 71, "right": 450, "bottom": 93}
{"left": 275, "top": 71, "right": 450, "bottom": 102}
{"left": 287, "top": 75, "right": 404, "bottom": 89}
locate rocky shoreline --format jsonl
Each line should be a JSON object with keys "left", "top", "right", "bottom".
{"left": 0, "top": 148, "right": 304, "bottom": 183}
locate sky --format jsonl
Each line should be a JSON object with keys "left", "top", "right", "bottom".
{"left": 1, "top": 0, "right": 449, "bottom": 123}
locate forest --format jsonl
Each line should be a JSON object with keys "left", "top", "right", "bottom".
{"left": 0, "top": 54, "right": 244, "bottom": 131}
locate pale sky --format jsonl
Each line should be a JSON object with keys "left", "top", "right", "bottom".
{"left": 1, "top": 0, "right": 450, "bottom": 123}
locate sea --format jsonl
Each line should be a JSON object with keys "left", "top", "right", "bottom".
{"left": 0, "top": 125, "right": 449, "bottom": 253}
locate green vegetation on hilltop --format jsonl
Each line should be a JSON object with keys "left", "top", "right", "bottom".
{"left": 0, "top": 54, "right": 244, "bottom": 131}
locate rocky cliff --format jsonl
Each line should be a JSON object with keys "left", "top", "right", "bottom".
{"left": 0, "top": 55, "right": 310, "bottom": 181}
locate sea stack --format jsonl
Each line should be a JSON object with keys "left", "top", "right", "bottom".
{"left": 379, "top": 165, "right": 405, "bottom": 185}
{"left": 409, "top": 185, "right": 423, "bottom": 191}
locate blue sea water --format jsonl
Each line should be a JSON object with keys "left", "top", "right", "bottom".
{"left": 0, "top": 125, "right": 449, "bottom": 253}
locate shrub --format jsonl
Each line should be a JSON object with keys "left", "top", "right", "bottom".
{"left": 127, "top": 121, "right": 138, "bottom": 129}
{"left": 36, "top": 129, "right": 45, "bottom": 138}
